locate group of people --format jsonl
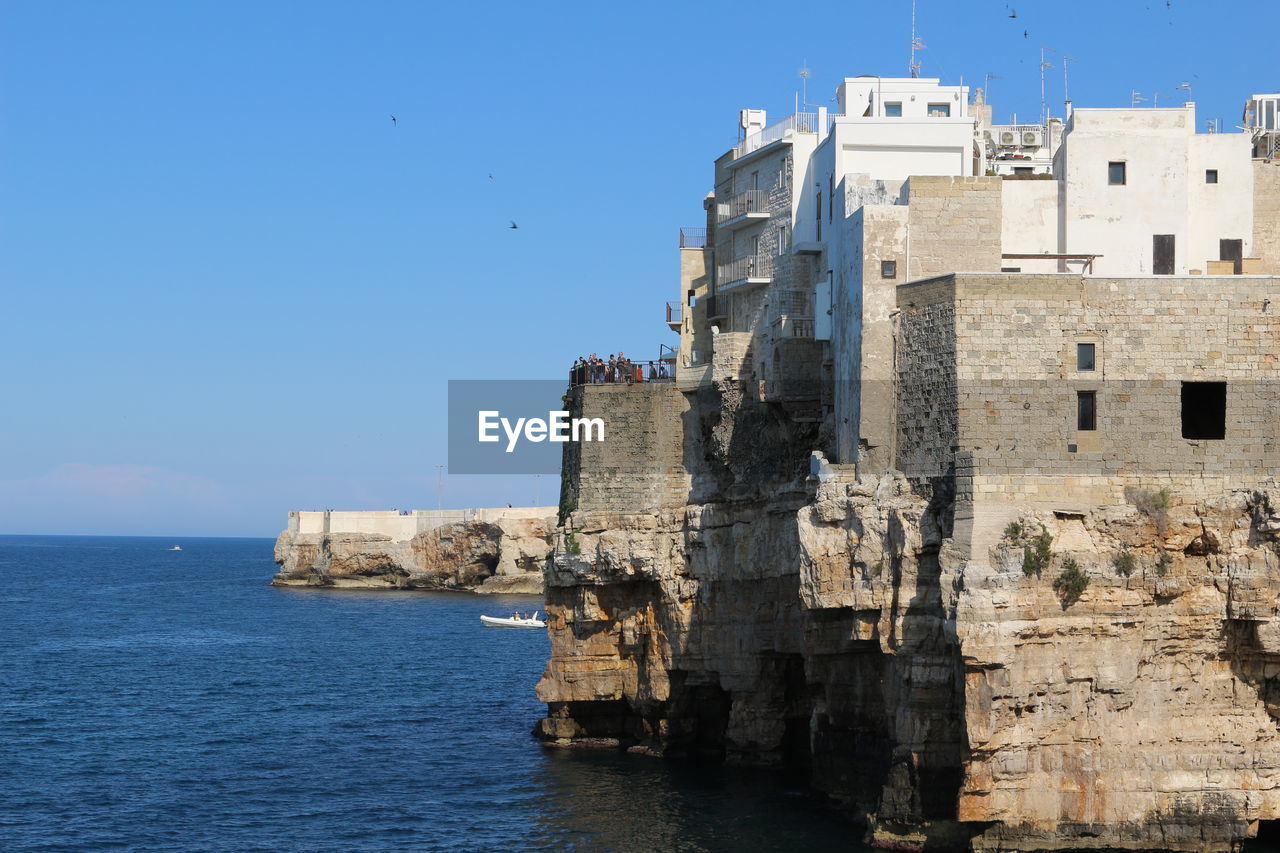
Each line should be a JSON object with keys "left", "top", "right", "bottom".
{"left": 570, "top": 352, "right": 672, "bottom": 386}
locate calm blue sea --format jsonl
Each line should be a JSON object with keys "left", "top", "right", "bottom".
{"left": 0, "top": 536, "right": 857, "bottom": 852}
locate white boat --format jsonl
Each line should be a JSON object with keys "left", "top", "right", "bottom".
{"left": 480, "top": 612, "right": 545, "bottom": 629}
{"left": 169, "top": 546, "right": 182, "bottom": 551}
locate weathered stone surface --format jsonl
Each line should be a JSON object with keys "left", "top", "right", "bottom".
{"left": 272, "top": 514, "right": 553, "bottom": 593}
{"left": 538, "top": 373, "right": 1280, "bottom": 851}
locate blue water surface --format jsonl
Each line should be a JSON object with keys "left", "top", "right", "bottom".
{"left": 0, "top": 536, "right": 857, "bottom": 852}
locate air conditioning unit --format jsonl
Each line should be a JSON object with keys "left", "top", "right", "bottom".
{"left": 1022, "top": 129, "right": 1043, "bottom": 147}
{"left": 999, "top": 130, "right": 1017, "bottom": 146}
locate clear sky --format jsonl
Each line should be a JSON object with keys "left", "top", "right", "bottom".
{"left": 0, "top": 0, "right": 1272, "bottom": 536}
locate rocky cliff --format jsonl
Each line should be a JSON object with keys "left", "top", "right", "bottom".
{"left": 535, "top": 381, "right": 1280, "bottom": 851}
{"left": 273, "top": 513, "right": 554, "bottom": 593}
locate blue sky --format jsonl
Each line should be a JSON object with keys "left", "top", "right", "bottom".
{"left": 0, "top": 0, "right": 1272, "bottom": 536}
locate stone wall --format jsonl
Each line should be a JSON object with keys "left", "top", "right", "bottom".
{"left": 562, "top": 384, "right": 690, "bottom": 514}
{"left": 905, "top": 176, "right": 1003, "bottom": 279}
{"left": 1256, "top": 160, "right": 1280, "bottom": 274}
{"left": 895, "top": 276, "right": 959, "bottom": 484}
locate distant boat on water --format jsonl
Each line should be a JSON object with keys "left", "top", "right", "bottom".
{"left": 169, "top": 546, "right": 182, "bottom": 551}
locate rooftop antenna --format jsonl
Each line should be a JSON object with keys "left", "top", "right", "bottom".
{"left": 1176, "top": 81, "right": 1192, "bottom": 103}
{"left": 984, "top": 72, "right": 1003, "bottom": 104}
{"left": 909, "top": 0, "right": 924, "bottom": 78}
{"left": 1131, "top": 90, "right": 1147, "bottom": 107}
{"left": 1039, "top": 46, "right": 1057, "bottom": 126}
{"left": 799, "top": 61, "right": 811, "bottom": 110}
{"left": 1062, "top": 56, "right": 1077, "bottom": 108}
{"left": 1153, "top": 91, "right": 1167, "bottom": 107}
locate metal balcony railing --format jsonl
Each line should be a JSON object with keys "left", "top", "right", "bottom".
{"left": 666, "top": 301, "right": 681, "bottom": 325}
{"left": 716, "top": 254, "right": 772, "bottom": 286}
{"left": 706, "top": 292, "right": 730, "bottom": 321}
{"left": 733, "top": 112, "right": 819, "bottom": 159}
{"left": 716, "top": 189, "right": 769, "bottom": 225}
{"left": 678, "top": 227, "right": 708, "bottom": 249}
{"left": 771, "top": 315, "right": 815, "bottom": 339}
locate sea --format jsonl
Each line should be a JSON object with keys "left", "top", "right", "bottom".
{"left": 0, "top": 536, "right": 859, "bottom": 852}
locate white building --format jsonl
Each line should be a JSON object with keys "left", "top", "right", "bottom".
{"left": 671, "top": 76, "right": 1279, "bottom": 469}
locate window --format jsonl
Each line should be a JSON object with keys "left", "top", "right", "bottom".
{"left": 881, "top": 260, "right": 897, "bottom": 279}
{"left": 778, "top": 224, "right": 790, "bottom": 254}
{"left": 1181, "top": 382, "right": 1226, "bottom": 440}
{"left": 1014, "top": 166, "right": 1034, "bottom": 174}
{"left": 884, "top": 102, "right": 903, "bottom": 117}
{"left": 1153, "top": 234, "right": 1176, "bottom": 275}
{"left": 1077, "top": 343, "right": 1096, "bottom": 372}
{"left": 927, "top": 103, "right": 951, "bottom": 117}
{"left": 1077, "top": 391, "right": 1097, "bottom": 431}
{"left": 1205, "top": 169, "right": 1219, "bottom": 184}
{"left": 815, "top": 191, "right": 822, "bottom": 241}
{"left": 1108, "top": 162, "right": 1126, "bottom": 185}
{"left": 828, "top": 175, "right": 834, "bottom": 221}
{"left": 751, "top": 171, "right": 759, "bottom": 190}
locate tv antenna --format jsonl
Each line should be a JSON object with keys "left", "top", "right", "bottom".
{"left": 983, "top": 72, "right": 1003, "bottom": 103}
{"left": 909, "top": 0, "right": 924, "bottom": 77}
{"left": 1176, "top": 81, "right": 1192, "bottom": 102}
{"left": 1153, "top": 91, "right": 1167, "bottom": 107}
{"left": 799, "top": 61, "right": 811, "bottom": 110}
{"left": 1131, "top": 90, "right": 1147, "bottom": 107}
{"left": 1062, "top": 56, "right": 1077, "bottom": 108}
{"left": 1039, "top": 46, "right": 1056, "bottom": 126}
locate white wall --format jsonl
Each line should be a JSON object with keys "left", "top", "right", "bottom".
{"left": 1001, "top": 180, "right": 1061, "bottom": 272}
{"left": 287, "top": 507, "right": 556, "bottom": 541}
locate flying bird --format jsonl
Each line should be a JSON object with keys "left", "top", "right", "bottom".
{"left": 489, "top": 173, "right": 494, "bottom": 179}
{"left": 1024, "top": 29, "right": 1029, "bottom": 38}
{"left": 1009, "top": 8, "right": 1017, "bottom": 17}
{"left": 390, "top": 115, "right": 397, "bottom": 127}
{"left": 509, "top": 221, "right": 519, "bottom": 229}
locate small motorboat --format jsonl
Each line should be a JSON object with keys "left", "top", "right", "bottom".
{"left": 169, "top": 546, "right": 182, "bottom": 551}
{"left": 480, "top": 611, "right": 545, "bottom": 629}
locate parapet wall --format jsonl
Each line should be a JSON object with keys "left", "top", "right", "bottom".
{"left": 288, "top": 506, "right": 556, "bottom": 540}
{"left": 563, "top": 383, "right": 690, "bottom": 514}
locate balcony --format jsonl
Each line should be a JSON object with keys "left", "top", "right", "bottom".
{"left": 666, "top": 301, "right": 682, "bottom": 330}
{"left": 716, "top": 189, "right": 769, "bottom": 230}
{"left": 733, "top": 112, "right": 819, "bottom": 160}
{"left": 771, "top": 315, "right": 815, "bottom": 339}
{"left": 716, "top": 255, "right": 772, "bottom": 290}
{"left": 678, "top": 227, "right": 708, "bottom": 249}
{"left": 706, "top": 292, "right": 730, "bottom": 323}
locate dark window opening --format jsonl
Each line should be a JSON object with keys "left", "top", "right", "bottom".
{"left": 881, "top": 260, "right": 897, "bottom": 279}
{"left": 1001, "top": 266, "right": 1022, "bottom": 272}
{"left": 1077, "top": 391, "right": 1097, "bottom": 431}
{"left": 1220, "top": 238, "right": 1243, "bottom": 274}
{"left": 1181, "top": 382, "right": 1226, "bottom": 440}
{"left": 815, "top": 191, "right": 822, "bottom": 241}
{"left": 1206, "top": 169, "right": 1219, "bottom": 184}
{"left": 884, "top": 102, "right": 902, "bottom": 117}
{"left": 1077, "top": 343, "right": 1096, "bottom": 371}
{"left": 1014, "top": 166, "right": 1033, "bottom": 174}
{"left": 1108, "top": 161, "right": 1126, "bottom": 185}
{"left": 1153, "top": 234, "right": 1175, "bottom": 275}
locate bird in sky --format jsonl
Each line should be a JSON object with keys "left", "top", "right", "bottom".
{"left": 390, "top": 115, "right": 397, "bottom": 127}
{"left": 509, "top": 221, "right": 519, "bottom": 229}
{"left": 1009, "top": 8, "right": 1017, "bottom": 17}
{"left": 1024, "top": 29, "right": 1029, "bottom": 38}
{"left": 489, "top": 173, "right": 494, "bottom": 179}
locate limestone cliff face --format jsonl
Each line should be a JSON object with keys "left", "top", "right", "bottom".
{"left": 537, "top": 381, "right": 1280, "bottom": 851}
{"left": 273, "top": 515, "right": 553, "bottom": 593}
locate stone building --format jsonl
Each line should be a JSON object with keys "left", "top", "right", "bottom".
{"left": 544, "top": 75, "right": 1280, "bottom": 852}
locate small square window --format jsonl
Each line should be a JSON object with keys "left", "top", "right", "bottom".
{"left": 884, "top": 102, "right": 903, "bottom": 117}
{"left": 1206, "top": 169, "right": 1219, "bottom": 184}
{"left": 881, "top": 260, "right": 897, "bottom": 279}
{"left": 927, "top": 103, "right": 951, "bottom": 117}
{"left": 1077, "top": 391, "right": 1097, "bottom": 431}
{"left": 1013, "top": 166, "right": 1034, "bottom": 174}
{"left": 1108, "top": 162, "right": 1126, "bottom": 185}
{"left": 1077, "top": 343, "right": 1096, "bottom": 371}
